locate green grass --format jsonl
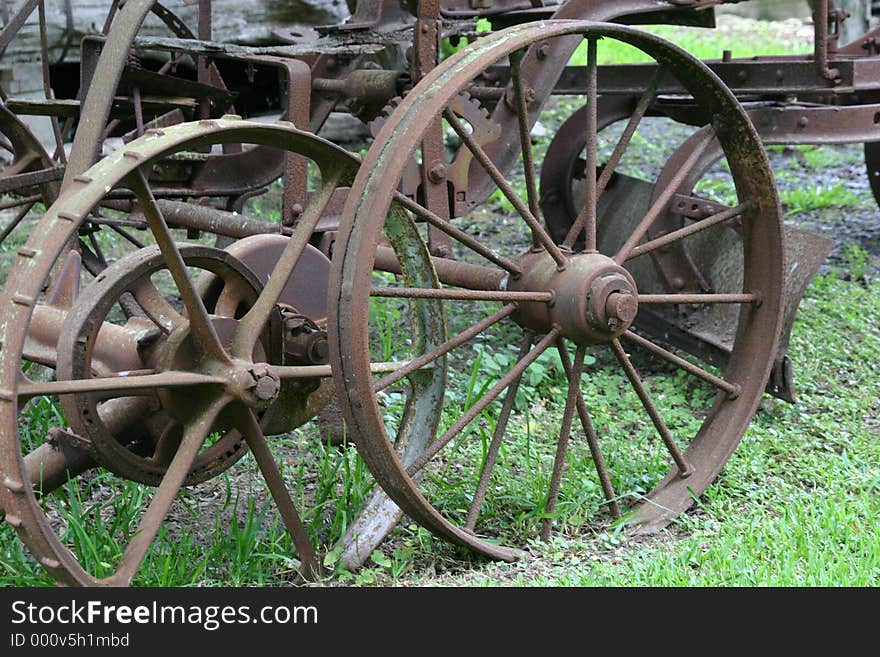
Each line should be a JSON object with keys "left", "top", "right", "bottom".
{"left": 779, "top": 182, "right": 861, "bottom": 216}
{"left": 377, "top": 273, "right": 880, "bottom": 586}
{"left": 569, "top": 16, "right": 812, "bottom": 66}
{"left": 1, "top": 434, "right": 372, "bottom": 586}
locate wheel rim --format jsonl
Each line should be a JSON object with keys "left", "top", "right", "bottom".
{"left": 0, "top": 117, "right": 357, "bottom": 585}
{"left": 330, "top": 20, "right": 784, "bottom": 558}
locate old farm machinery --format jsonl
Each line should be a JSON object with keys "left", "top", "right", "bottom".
{"left": 0, "top": 0, "right": 872, "bottom": 585}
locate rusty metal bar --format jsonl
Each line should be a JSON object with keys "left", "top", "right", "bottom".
{"left": 393, "top": 192, "right": 523, "bottom": 276}
{"left": 627, "top": 202, "right": 750, "bottom": 261}
{"left": 622, "top": 330, "right": 741, "bottom": 398}
{"left": 813, "top": 0, "right": 839, "bottom": 81}
{"left": 406, "top": 328, "right": 561, "bottom": 477}
{"left": 373, "top": 245, "right": 508, "bottom": 293}
{"left": 18, "top": 371, "right": 226, "bottom": 403}
{"left": 465, "top": 331, "right": 533, "bottom": 531}
{"left": 376, "top": 304, "right": 518, "bottom": 393}
{"left": 541, "top": 341, "right": 586, "bottom": 540}
{"left": 104, "top": 397, "right": 227, "bottom": 586}
{"left": 129, "top": 168, "right": 231, "bottom": 364}
{"left": 637, "top": 293, "right": 759, "bottom": 304}
{"left": 156, "top": 200, "right": 281, "bottom": 238}
{"left": 370, "top": 286, "right": 553, "bottom": 303}
{"left": 614, "top": 127, "right": 714, "bottom": 264}
{"left": 510, "top": 49, "right": 543, "bottom": 251}
{"left": 236, "top": 407, "right": 320, "bottom": 580}
{"left": 610, "top": 338, "right": 692, "bottom": 477}
{"left": 0, "top": 199, "right": 37, "bottom": 244}
{"left": 0, "top": 194, "right": 41, "bottom": 211}
{"left": 557, "top": 344, "right": 621, "bottom": 519}
{"left": 272, "top": 362, "right": 410, "bottom": 379}
{"left": 577, "top": 37, "right": 599, "bottom": 252}
{"left": 232, "top": 175, "right": 340, "bottom": 358}
{"left": 444, "top": 108, "right": 568, "bottom": 269}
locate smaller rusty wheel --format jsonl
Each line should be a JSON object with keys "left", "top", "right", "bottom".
{"left": 331, "top": 20, "right": 784, "bottom": 559}
{"left": 0, "top": 117, "right": 358, "bottom": 585}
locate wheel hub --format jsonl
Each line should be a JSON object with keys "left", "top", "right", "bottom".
{"left": 509, "top": 251, "right": 638, "bottom": 344}
{"left": 226, "top": 362, "right": 282, "bottom": 409}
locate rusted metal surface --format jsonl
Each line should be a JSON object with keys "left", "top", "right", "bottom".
{"left": 1, "top": 0, "right": 877, "bottom": 586}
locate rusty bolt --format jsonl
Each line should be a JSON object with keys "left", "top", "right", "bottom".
{"left": 249, "top": 363, "right": 271, "bottom": 381}
{"left": 536, "top": 43, "right": 550, "bottom": 60}
{"left": 433, "top": 243, "right": 452, "bottom": 258}
{"left": 427, "top": 161, "right": 447, "bottom": 184}
{"left": 798, "top": 116, "right": 809, "bottom": 128}
{"left": 283, "top": 203, "right": 303, "bottom": 228}
{"left": 309, "top": 337, "right": 330, "bottom": 364}
{"left": 605, "top": 292, "right": 637, "bottom": 326}
{"left": 248, "top": 364, "right": 280, "bottom": 401}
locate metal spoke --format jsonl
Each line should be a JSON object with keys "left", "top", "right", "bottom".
{"left": 370, "top": 287, "right": 553, "bottom": 303}
{"left": 556, "top": 343, "right": 621, "bottom": 518}
{"left": 407, "top": 328, "right": 560, "bottom": 477}
{"left": 377, "top": 304, "right": 517, "bottom": 392}
{"left": 0, "top": 198, "right": 37, "bottom": 244}
{"left": 613, "top": 127, "right": 714, "bottom": 264}
{"left": 108, "top": 223, "right": 147, "bottom": 249}
{"left": 637, "top": 292, "right": 759, "bottom": 305}
{"left": 510, "top": 49, "right": 542, "bottom": 250}
{"left": 610, "top": 338, "right": 692, "bottom": 477}
{"left": 271, "top": 362, "right": 408, "bottom": 380}
{"left": 86, "top": 229, "right": 108, "bottom": 269}
{"left": 0, "top": 193, "right": 41, "bottom": 211}
{"left": 232, "top": 175, "right": 340, "bottom": 358}
{"left": 626, "top": 202, "right": 750, "bottom": 261}
{"left": 130, "top": 279, "right": 186, "bottom": 334}
{"left": 37, "top": 0, "right": 65, "bottom": 163}
{"left": 236, "top": 407, "right": 320, "bottom": 580}
{"left": 621, "top": 330, "right": 741, "bottom": 398}
{"left": 465, "top": 332, "right": 533, "bottom": 531}
{"left": 129, "top": 167, "right": 230, "bottom": 363}
{"left": 151, "top": 423, "right": 183, "bottom": 466}
{"left": 444, "top": 108, "right": 568, "bottom": 268}
{"left": 374, "top": 245, "right": 507, "bottom": 292}
{"left": 103, "top": 396, "right": 227, "bottom": 586}
{"left": 541, "top": 341, "right": 586, "bottom": 540}
{"left": 18, "top": 371, "right": 226, "bottom": 402}
{"left": 393, "top": 192, "right": 522, "bottom": 275}
{"left": 563, "top": 66, "right": 663, "bottom": 250}
{"left": 564, "top": 38, "right": 599, "bottom": 252}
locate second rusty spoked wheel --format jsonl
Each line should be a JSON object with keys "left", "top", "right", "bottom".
{"left": 0, "top": 116, "right": 358, "bottom": 585}
{"left": 330, "top": 20, "right": 784, "bottom": 559}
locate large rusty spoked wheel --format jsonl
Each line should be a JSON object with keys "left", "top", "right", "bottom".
{"left": 330, "top": 20, "right": 784, "bottom": 559}
{"left": 0, "top": 117, "right": 357, "bottom": 586}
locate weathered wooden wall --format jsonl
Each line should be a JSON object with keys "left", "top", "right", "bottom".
{"left": 0, "top": 0, "right": 350, "bottom": 67}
